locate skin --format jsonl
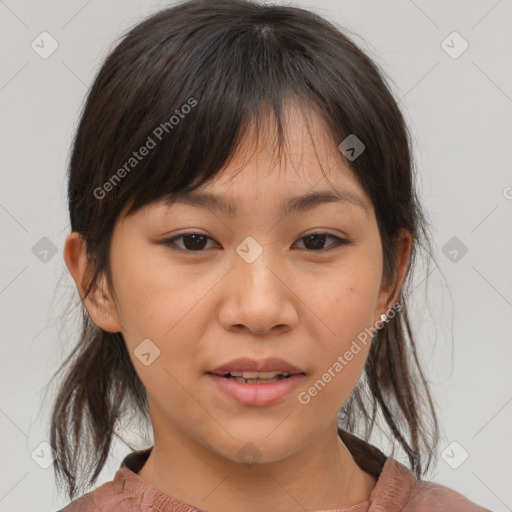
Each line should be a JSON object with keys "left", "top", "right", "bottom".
{"left": 64, "top": 102, "right": 412, "bottom": 512}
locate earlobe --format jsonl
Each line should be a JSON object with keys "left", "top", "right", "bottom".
{"left": 63, "top": 232, "right": 122, "bottom": 333}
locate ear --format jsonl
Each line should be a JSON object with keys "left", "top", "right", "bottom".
{"left": 63, "top": 231, "right": 122, "bottom": 333}
{"left": 375, "top": 229, "right": 413, "bottom": 321}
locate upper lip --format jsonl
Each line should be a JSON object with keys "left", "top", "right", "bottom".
{"left": 208, "top": 357, "right": 305, "bottom": 376}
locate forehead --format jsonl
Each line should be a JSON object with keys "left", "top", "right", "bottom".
{"left": 126, "top": 99, "right": 373, "bottom": 220}
{"left": 168, "top": 104, "right": 369, "bottom": 213}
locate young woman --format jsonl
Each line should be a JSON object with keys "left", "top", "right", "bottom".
{"left": 50, "top": 0, "right": 492, "bottom": 510}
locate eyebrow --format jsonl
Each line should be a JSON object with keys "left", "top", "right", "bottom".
{"left": 162, "top": 188, "right": 368, "bottom": 217}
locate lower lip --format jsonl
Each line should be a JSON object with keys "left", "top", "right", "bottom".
{"left": 207, "top": 374, "right": 305, "bottom": 406}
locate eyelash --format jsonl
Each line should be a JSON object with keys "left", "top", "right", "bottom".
{"left": 160, "top": 231, "right": 350, "bottom": 253}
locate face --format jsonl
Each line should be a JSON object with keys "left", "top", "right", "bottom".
{"left": 68, "top": 103, "right": 410, "bottom": 466}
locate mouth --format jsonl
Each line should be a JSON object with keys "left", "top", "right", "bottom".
{"left": 206, "top": 357, "right": 306, "bottom": 406}
{"left": 210, "top": 370, "right": 300, "bottom": 384}
{"left": 206, "top": 372, "right": 306, "bottom": 407}
{"left": 207, "top": 357, "right": 306, "bottom": 383}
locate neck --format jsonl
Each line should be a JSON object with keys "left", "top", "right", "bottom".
{"left": 136, "top": 421, "right": 376, "bottom": 512}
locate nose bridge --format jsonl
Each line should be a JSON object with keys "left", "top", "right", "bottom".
{"left": 222, "top": 236, "right": 297, "bottom": 333}
{"left": 235, "top": 239, "right": 282, "bottom": 302}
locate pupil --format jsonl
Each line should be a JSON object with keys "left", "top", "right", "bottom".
{"left": 183, "top": 234, "right": 207, "bottom": 250}
{"left": 304, "top": 234, "right": 326, "bottom": 250}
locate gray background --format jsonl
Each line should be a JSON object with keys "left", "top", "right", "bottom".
{"left": 1, "top": 0, "right": 511, "bottom": 511}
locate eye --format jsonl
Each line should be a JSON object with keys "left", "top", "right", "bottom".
{"left": 160, "top": 231, "right": 349, "bottom": 253}
{"left": 292, "top": 232, "right": 349, "bottom": 252}
{"left": 162, "top": 233, "right": 218, "bottom": 252}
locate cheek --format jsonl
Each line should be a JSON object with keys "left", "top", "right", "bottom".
{"left": 296, "top": 286, "right": 375, "bottom": 418}
{"left": 109, "top": 239, "right": 206, "bottom": 337}
{"left": 110, "top": 246, "right": 212, "bottom": 379}
{"left": 294, "top": 256, "right": 382, "bottom": 410}
{"left": 303, "top": 256, "right": 382, "bottom": 346}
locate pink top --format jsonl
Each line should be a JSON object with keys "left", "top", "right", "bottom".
{"left": 58, "top": 429, "right": 492, "bottom": 512}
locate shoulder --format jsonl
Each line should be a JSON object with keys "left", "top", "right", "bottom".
{"left": 57, "top": 468, "right": 140, "bottom": 512}
{"left": 337, "top": 429, "right": 492, "bottom": 512}
{"left": 404, "top": 479, "right": 492, "bottom": 511}
{"left": 369, "top": 457, "right": 492, "bottom": 512}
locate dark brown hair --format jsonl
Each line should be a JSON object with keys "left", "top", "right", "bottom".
{"left": 47, "top": 0, "right": 439, "bottom": 501}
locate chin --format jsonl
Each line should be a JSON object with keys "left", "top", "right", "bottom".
{"left": 202, "top": 423, "right": 309, "bottom": 466}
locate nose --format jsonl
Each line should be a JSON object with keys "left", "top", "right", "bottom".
{"left": 218, "top": 252, "right": 299, "bottom": 336}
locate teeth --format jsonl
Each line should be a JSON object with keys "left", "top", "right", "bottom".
{"left": 228, "top": 371, "right": 290, "bottom": 378}
{"left": 232, "top": 376, "right": 284, "bottom": 384}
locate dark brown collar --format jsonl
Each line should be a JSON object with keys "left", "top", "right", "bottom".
{"left": 337, "top": 428, "right": 388, "bottom": 479}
